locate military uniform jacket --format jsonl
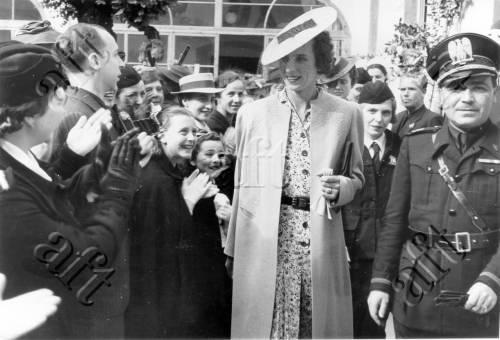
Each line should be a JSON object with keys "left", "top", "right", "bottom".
{"left": 343, "top": 130, "right": 401, "bottom": 260}
{"left": 371, "top": 120, "right": 500, "bottom": 336}
{"left": 392, "top": 104, "right": 443, "bottom": 139}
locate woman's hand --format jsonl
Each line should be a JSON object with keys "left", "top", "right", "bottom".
{"left": 319, "top": 174, "right": 341, "bottom": 202}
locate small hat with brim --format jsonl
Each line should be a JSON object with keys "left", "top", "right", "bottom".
{"left": 15, "top": 21, "right": 60, "bottom": 45}
{"left": 426, "top": 32, "right": 500, "bottom": 86}
{"left": 318, "top": 57, "right": 355, "bottom": 84}
{"left": 260, "top": 6, "right": 337, "bottom": 66}
{"left": 171, "top": 73, "right": 223, "bottom": 94}
{"left": 159, "top": 64, "right": 192, "bottom": 84}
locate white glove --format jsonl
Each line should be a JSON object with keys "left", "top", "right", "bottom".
{"left": 182, "top": 170, "right": 218, "bottom": 214}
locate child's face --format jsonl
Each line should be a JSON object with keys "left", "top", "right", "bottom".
{"left": 160, "top": 115, "right": 198, "bottom": 163}
{"left": 193, "top": 140, "right": 225, "bottom": 176}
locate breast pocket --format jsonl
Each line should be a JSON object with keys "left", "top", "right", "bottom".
{"left": 468, "top": 162, "right": 500, "bottom": 218}
{"left": 409, "top": 161, "right": 441, "bottom": 208}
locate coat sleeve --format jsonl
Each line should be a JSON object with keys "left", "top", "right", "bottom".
{"left": 332, "top": 105, "right": 365, "bottom": 207}
{"left": 370, "top": 136, "right": 412, "bottom": 294}
{"left": 224, "top": 104, "right": 249, "bottom": 258}
{"left": 0, "top": 178, "right": 133, "bottom": 276}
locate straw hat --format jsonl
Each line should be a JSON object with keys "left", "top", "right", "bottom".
{"left": 260, "top": 6, "right": 337, "bottom": 65}
{"left": 171, "top": 73, "right": 223, "bottom": 94}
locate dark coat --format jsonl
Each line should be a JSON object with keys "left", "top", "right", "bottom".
{"left": 343, "top": 129, "right": 401, "bottom": 260}
{"left": 126, "top": 153, "right": 230, "bottom": 338}
{"left": 49, "top": 87, "right": 106, "bottom": 169}
{"left": 0, "top": 147, "right": 132, "bottom": 339}
{"left": 206, "top": 110, "right": 232, "bottom": 135}
{"left": 392, "top": 104, "right": 443, "bottom": 139}
{"left": 371, "top": 120, "right": 500, "bottom": 337}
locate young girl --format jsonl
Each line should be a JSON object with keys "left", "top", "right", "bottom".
{"left": 187, "top": 132, "right": 233, "bottom": 337}
{"left": 126, "top": 106, "right": 219, "bottom": 338}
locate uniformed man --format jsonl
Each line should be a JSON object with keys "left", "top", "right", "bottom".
{"left": 343, "top": 81, "right": 401, "bottom": 338}
{"left": 392, "top": 72, "right": 443, "bottom": 139}
{"left": 367, "top": 32, "right": 500, "bottom": 338}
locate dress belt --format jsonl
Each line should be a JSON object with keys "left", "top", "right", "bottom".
{"left": 281, "top": 195, "right": 310, "bottom": 211}
{"left": 409, "top": 226, "right": 499, "bottom": 253}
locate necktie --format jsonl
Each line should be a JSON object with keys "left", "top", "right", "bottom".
{"left": 371, "top": 142, "right": 381, "bottom": 173}
{"left": 458, "top": 133, "right": 467, "bottom": 154}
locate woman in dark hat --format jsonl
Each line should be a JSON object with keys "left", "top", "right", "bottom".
{"left": 0, "top": 41, "right": 140, "bottom": 338}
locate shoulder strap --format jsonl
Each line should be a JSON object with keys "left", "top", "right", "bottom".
{"left": 436, "top": 155, "right": 486, "bottom": 232}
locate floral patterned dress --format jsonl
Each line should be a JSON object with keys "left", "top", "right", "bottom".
{"left": 270, "top": 90, "right": 313, "bottom": 339}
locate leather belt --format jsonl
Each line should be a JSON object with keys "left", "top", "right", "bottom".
{"left": 281, "top": 195, "right": 310, "bottom": 211}
{"left": 409, "top": 226, "right": 499, "bottom": 253}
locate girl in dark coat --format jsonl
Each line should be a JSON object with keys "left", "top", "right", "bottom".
{"left": 126, "top": 107, "right": 219, "bottom": 338}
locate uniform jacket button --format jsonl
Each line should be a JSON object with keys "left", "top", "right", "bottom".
{"left": 449, "top": 209, "right": 457, "bottom": 216}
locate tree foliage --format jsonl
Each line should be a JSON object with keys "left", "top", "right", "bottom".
{"left": 40, "top": 0, "right": 176, "bottom": 37}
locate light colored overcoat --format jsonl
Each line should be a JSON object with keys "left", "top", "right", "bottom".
{"left": 225, "top": 90, "right": 365, "bottom": 339}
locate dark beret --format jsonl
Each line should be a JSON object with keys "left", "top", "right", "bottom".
{"left": 117, "top": 65, "right": 141, "bottom": 90}
{"left": 15, "top": 20, "right": 60, "bottom": 45}
{"left": 358, "top": 81, "right": 394, "bottom": 104}
{"left": 0, "top": 41, "right": 67, "bottom": 106}
{"left": 426, "top": 32, "right": 500, "bottom": 86}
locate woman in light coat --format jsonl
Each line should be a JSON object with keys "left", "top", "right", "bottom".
{"left": 225, "top": 7, "right": 364, "bottom": 339}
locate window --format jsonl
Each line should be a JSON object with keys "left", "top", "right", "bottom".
{"left": 219, "top": 35, "right": 263, "bottom": 72}
{"left": 171, "top": 1, "right": 215, "bottom": 26}
{"left": 222, "top": 0, "right": 320, "bottom": 28}
{"left": 0, "top": 1, "right": 11, "bottom": 19}
{"left": 175, "top": 36, "right": 215, "bottom": 71}
{"left": 14, "top": 0, "right": 41, "bottom": 20}
{"left": 127, "top": 34, "right": 168, "bottom": 64}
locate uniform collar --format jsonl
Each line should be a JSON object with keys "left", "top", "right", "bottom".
{"left": 67, "top": 86, "right": 106, "bottom": 113}
{"left": 432, "top": 119, "right": 500, "bottom": 158}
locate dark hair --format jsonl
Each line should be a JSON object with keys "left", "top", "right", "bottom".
{"left": 355, "top": 67, "right": 371, "bottom": 85}
{"left": 141, "top": 69, "right": 161, "bottom": 85}
{"left": 347, "top": 66, "right": 358, "bottom": 84}
{"left": 399, "top": 73, "right": 428, "bottom": 92}
{"left": 157, "top": 105, "right": 193, "bottom": 129}
{"left": 53, "top": 23, "right": 108, "bottom": 74}
{"left": 312, "top": 31, "right": 334, "bottom": 75}
{"left": 0, "top": 93, "right": 51, "bottom": 137}
{"left": 191, "top": 132, "right": 224, "bottom": 162}
{"left": 367, "top": 63, "right": 388, "bottom": 77}
{"left": 177, "top": 92, "right": 214, "bottom": 107}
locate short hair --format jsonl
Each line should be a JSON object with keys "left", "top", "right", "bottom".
{"left": 400, "top": 73, "right": 427, "bottom": 92}
{"left": 367, "top": 63, "right": 387, "bottom": 77}
{"left": 0, "top": 91, "right": 51, "bottom": 137}
{"left": 312, "top": 31, "right": 334, "bottom": 75}
{"left": 360, "top": 97, "right": 397, "bottom": 123}
{"left": 53, "top": 23, "right": 108, "bottom": 74}
{"left": 141, "top": 69, "right": 161, "bottom": 85}
{"left": 191, "top": 132, "right": 224, "bottom": 162}
{"left": 158, "top": 105, "right": 193, "bottom": 129}
{"left": 356, "top": 67, "right": 371, "bottom": 85}
{"left": 177, "top": 92, "right": 213, "bottom": 106}
{"left": 216, "top": 70, "right": 244, "bottom": 88}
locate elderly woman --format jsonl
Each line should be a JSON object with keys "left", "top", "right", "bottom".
{"left": 225, "top": 7, "right": 364, "bottom": 339}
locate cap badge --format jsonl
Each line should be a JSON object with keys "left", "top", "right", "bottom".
{"left": 448, "top": 38, "right": 474, "bottom": 65}
{"left": 277, "top": 19, "right": 317, "bottom": 44}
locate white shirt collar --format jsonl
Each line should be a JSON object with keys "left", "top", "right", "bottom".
{"left": 0, "top": 139, "right": 52, "bottom": 181}
{"left": 364, "top": 133, "right": 386, "bottom": 159}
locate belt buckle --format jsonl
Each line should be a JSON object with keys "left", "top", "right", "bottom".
{"left": 291, "top": 197, "right": 308, "bottom": 210}
{"left": 454, "top": 232, "right": 471, "bottom": 253}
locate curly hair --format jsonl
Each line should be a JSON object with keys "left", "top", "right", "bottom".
{"left": 312, "top": 31, "right": 334, "bottom": 75}
{"left": 0, "top": 95, "right": 50, "bottom": 137}
{"left": 157, "top": 105, "right": 193, "bottom": 129}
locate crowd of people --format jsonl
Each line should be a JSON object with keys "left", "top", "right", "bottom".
{"left": 0, "top": 6, "right": 500, "bottom": 340}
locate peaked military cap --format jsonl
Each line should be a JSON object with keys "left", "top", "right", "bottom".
{"left": 426, "top": 32, "right": 500, "bottom": 86}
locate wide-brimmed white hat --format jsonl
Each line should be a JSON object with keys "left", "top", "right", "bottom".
{"left": 171, "top": 73, "right": 223, "bottom": 94}
{"left": 261, "top": 6, "right": 337, "bottom": 66}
